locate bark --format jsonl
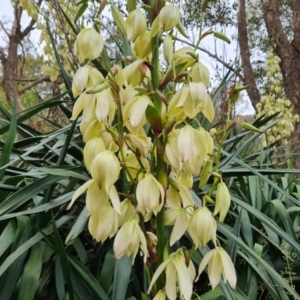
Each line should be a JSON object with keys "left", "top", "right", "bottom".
{"left": 238, "top": 0, "right": 261, "bottom": 108}
{"left": 0, "top": 0, "right": 42, "bottom": 114}
{"left": 261, "top": 0, "right": 300, "bottom": 166}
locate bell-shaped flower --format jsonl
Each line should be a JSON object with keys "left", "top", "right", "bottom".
{"left": 126, "top": 9, "right": 147, "bottom": 42}
{"left": 74, "top": 27, "right": 104, "bottom": 63}
{"left": 125, "top": 133, "right": 151, "bottom": 157}
{"left": 83, "top": 137, "right": 106, "bottom": 172}
{"left": 72, "top": 65, "right": 104, "bottom": 97}
{"left": 123, "top": 95, "right": 150, "bottom": 128}
{"left": 119, "top": 84, "right": 139, "bottom": 105}
{"left": 136, "top": 173, "right": 165, "bottom": 216}
{"left": 151, "top": 4, "right": 180, "bottom": 36}
{"left": 196, "top": 247, "right": 237, "bottom": 290}
{"left": 80, "top": 115, "right": 103, "bottom": 142}
{"left": 89, "top": 202, "right": 118, "bottom": 243}
{"left": 188, "top": 206, "right": 217, "bottom": 248}
{"left": 182, "top": 128, "right": 209, "bottom": 176}
{"left": 191, "top": 61, "right": 210, "bottom": 88}
{"left": 118, "top": 199, "right": 137, "bottom": 227}
{"left": 214, "top": 182, "right": 231, "bottom": 222}
{"left": 165, "top": 207, "right": 190, "bottom": 246}
{"left": 176, "top": 82, "right": 208, "bottom": 119}
{"left": 101, "top": 130, "right": 119, "bottom": 152}
{"left": 170, "top": 47, "right": 198, "bottom": 74}
{"left": 114, "top": 217, "right": 149, "bottom": 263}
{"left": 123, "top": 152, "right": 150, "bottom": 180}
{"left": 166, "top": 90, "right": 187, "bottom": 124}
{"left": 123, "top": 59, "right": 147, "bottom": 86}
{"left": 164, "top": 129, "right": 182, "bottom": 170}
{"left": 178, "top": 125, "right": 195, "bottom": 162}
{"left": 91, "top": 150, "right": 121, "bottom": 213}
{"left": 132, "top": 31, "right": 153, "bottom": 59}
{"left": 147, "top": 248, "right": 194, "bottom": 300}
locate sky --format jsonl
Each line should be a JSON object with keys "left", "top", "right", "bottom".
{"left": 0, "top": 0, "right": 255, "bottom": 115}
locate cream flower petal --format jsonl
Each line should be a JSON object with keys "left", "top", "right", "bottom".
{"left": 67, "top": 179, "right": 94, "bottom": 209}
{"left": 165, "top": 263, "right": 177, "bottom": 300}
{"left": 173, "top": 257, "right": 193, "bottom": 300}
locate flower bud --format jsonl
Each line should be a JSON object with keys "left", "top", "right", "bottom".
{"left": 214, "top": 182, "right": 231, "bottom": 222}
{"left": 126, "top": 9, "right": 147, "bottom": 42}
{"left": 199, "top": 159, "right": 213, "bottom": 188}
{"left": 163, "top": 35, "right": 173, "bottom": 65}
{"left": 111, "top": 4, "right": 126, "bottom": 37}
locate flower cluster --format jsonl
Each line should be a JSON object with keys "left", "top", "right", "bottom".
{"left": 256, "top": 52, "right": 299, "bottom": 146}
{"left": 68, "top": 2, "right": 236, "bottom": 299}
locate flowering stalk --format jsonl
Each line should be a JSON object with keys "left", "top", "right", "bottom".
{"left": 68, "top": 1, "right": 237, "bottom": 298}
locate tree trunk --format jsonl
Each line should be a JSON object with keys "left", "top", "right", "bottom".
{"left": 261, "top": 0, "right": 300, "bottom": 167}
{"left": 238, "top": 0, "right": 261, "bottom": 109}
{"left": 0, "top": 1, "right": 42, "bottom": 114}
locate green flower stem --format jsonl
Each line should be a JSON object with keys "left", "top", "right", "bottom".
{"left": 155, "top": 206, "right": 165, "bottom": 291}
{"left": 208, "top": 100, "right": 232, "bottom": 197}
{"left": 151, "top": 35, "right": 161, "bottom": 114}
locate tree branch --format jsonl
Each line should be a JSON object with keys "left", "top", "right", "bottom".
{"left": 21, "top": 0, "right": 43, "bottom": 38}
{"left": 292, "top": 0, "right": 300, "bottom": 48}
{"left": 18, "top": 76, "right": 51, "bottom": 95}
{"left": 174, "top": 37, "right": 244, "bottom": 80}
{"left": 238, "top": 0, "right": 261, "bottom": 108}
{"left": 0, "top": 47, "right": 7, "bottom": 65}
{"left": 260, "top": 0, "right": 292, "bottom": 60}
{"left": 0, "top": 21, "right": 10, "bottom": 37}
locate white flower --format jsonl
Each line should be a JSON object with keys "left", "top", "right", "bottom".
{"left": 136, "top": 173, "right": 165, "bottom": 216}
{"left": 114, "top": 217, "right": 149, "bottom": 263}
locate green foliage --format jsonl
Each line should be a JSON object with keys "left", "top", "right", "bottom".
{"left": 1, "top": 1, "right": 300, "bottom": 300}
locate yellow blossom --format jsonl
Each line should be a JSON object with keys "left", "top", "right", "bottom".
{"left": 113, "top": 217, "right": 149, "bottom": 263}
{"left": 196, "top": 247, "right": 237, "bottom": 290}
{"left": 136, "top": 173, "right": 165, "bottom": 216}
{"left": 188, "top": 206, "right": 217, "bottom": 248}
{"left": 147, "top": 248, "right": 194, "bottom": 300}
{"left": 74, "top": 27, "right": 104, "bottom": 63}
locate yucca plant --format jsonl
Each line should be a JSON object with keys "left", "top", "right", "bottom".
{"left": 1, "top": 1, "right": 300, "bottom": 300}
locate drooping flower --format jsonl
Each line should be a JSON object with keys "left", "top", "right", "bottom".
{"left": 126, "top": 9, "right": 147, "bottom": 42}
{"left": 165, "top": 207, "right": 190, "bottom": 246}
{"left": 147, "top": 248, "right": 194, "bottom": 300}
{"left": 188, "top": 206, "right": 217, "bottom": 248}
{"left": 196, "top": 247, "right": 237, "bottom": 290}
{"left": 72, "top": 65, "right": 104, "bottom": 97}
{"left": 74, "top": 27, "right": 104, "bottom": 63}
{"left": 190, "top": 61, "right": 210, "bottom": 88}
{"left": 89, "top": 202, "right": 118, "bottom": 243}
{"left": 114, "top": 217, "right": 149, "bottom": 263}
{"left": 83, "top": 137, "right": 106, "bottom": 172}
{"left": 214, "top": 182, "right": 231, "bottom": 222}
{"left": 136, "top": 173, "right": 165, "bottom": 216}
{"left": 123, "top": 95, "right": 150, "bottom": 128}
{"left": 151, "top": 4, "right": 180, "bottom": 36}
{"left": 90, "top": 150, "right": 121, "bottom": 213}
{"left": 118, "top": 199, "right": 137, "bottom": 227}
